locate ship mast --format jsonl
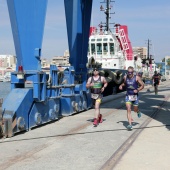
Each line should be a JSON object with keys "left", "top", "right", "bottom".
{"left": 100, "top": 0, "right": 114, "bottom": 32}
{"left": 105, "top": 0, "right": 109, "bottom": 31}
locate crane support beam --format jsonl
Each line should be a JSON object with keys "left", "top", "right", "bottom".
{"left": 64, "top": 0, "right": 93, "bottom": 89}
{"left": 7, "top": 0, "right": 48, "bottom": 71}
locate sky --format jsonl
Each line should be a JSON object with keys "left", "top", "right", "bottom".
{"left": 0, "top": 0, "right": 170, "bottom": 62}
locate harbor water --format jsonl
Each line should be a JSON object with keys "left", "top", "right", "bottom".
{"left": 0, "top": 82, "right": 11, "bottom": 100}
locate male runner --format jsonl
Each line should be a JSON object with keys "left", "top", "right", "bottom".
{"left": 86, "top": 68, "right": 107, "bottom": 126}
{"left": 119, "top": 66, "right": 144, "bottom": 130}
{"left": 152, "top": 71, "right": 160, "bottom": 95}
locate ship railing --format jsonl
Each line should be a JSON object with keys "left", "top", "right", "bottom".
{"left": 118, "top": 29, "right": 129, "bottom": 51}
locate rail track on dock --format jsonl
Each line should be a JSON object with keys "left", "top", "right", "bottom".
{"left": 0, "top": 81, "right": 170, "bottom": 170}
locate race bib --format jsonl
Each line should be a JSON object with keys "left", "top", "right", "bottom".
{"left": 91, "top": 93, "right": 99, "bottom": 99}
{"left": 128, "top": 95, "right": 137, "bottom": 101}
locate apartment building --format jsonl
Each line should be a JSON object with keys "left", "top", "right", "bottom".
{"left": 133, "top": 47, "right": 147, "bottom": 59}
{"left": 41, "top": 50, "right": 70, "bottom": 69}
{"left": 165, "top": 56, "right": 170, "bottom": 79}
{"left": 0, "top": 55, "right": 16, "bottom": 68}
{"left": 51, "top": 50, "right": 70, "bottom": 66}
{"left": 0, "top": 55, "right": 16, "bottom": 77}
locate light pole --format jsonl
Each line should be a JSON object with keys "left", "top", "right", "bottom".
{"left": 146, "top": 39, "right": 151, "bottom": 72}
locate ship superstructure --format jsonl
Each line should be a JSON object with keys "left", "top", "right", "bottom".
{"left": 88, "top": 0, "right": 134, "bottom": 70}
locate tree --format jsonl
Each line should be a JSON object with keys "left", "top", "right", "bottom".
{"left": 162, "top": 58, "right": 165, "bottom": 62}
{"left": 166, "top": 58, "right": 170, "bottom": 66}
{"left": 157, "top": 63, "right": 162, "bottom": 69}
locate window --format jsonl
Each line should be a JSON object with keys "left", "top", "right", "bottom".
{"left": 97, "top": 39, "right": 102, "bottom": 41}
{"left": 91, "top": 43, "right": 95, "bottom": 54}
{"left": 110, "top": 43, "right": 114, "bottom": 54}
{"left": 103, "top": 43, "right": 108, "bottom": 54}
{"left": 97, "top": 43, "right": 102, "bottom": 54}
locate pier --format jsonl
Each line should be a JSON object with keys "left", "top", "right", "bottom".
{"left": 0, "top": 80, "right": 170, "bottom": 170}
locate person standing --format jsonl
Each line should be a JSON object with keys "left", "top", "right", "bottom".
{"left": 152, "top": 71, "right": 160, "bottom": 95}
{"left": 86, "top": 68, "right": 108, "bottom": 127}
{"left": 119, "top": 66, "right": 144, "bottom": 130}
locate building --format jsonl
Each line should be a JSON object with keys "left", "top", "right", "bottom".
{"left": 41, "top": 58, "right": 50, "bottom": 68}
{"left": 133, "top": 47, "right": 147, "bottom": 72}
{"left": 51, "top": 56, "right": 70, "bottom": 66}
{"left": 0, "top": 55, "right": 16, "bottom": 68}
{"left": 155, "top": 62, "right": 165, "bottom": 75}
{"left": 51, "top": 50, "right": 70, "bottom": 66}
{"left": 64, "top": 50, "right": 69, "bottom": 57}
{"left": 41, "top": 50, "right": 70, "bottom": 69}
{"left": 133, "top": 47, "right": 147, "bottom": 59}
{"left": 0, "top": 55, "right": 16, "bottom": 79}
{"left": 165, "top": 56, "right": 170, "bottom": 79}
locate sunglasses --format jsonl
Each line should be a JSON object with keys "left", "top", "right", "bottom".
{"left": 127, "top": 71, "right": 133, "bottom": 75}
{"left": 93, "top": 69, "right": 98, "bottom": 71}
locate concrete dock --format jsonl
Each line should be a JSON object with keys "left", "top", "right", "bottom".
{"left": 0, "top": 80, "right": 170, "bottom": 170}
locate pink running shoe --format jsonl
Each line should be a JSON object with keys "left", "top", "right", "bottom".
{"left": 98, "top": 114, "right": 103, "bottom": 123}
{"left": 93, "top": 118, "right": 98, "bottom": 127}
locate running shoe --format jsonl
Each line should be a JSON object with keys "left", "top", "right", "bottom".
{"left": 93, "top": 118, "right": 98, "bottom": 127}
{"left": 98, "top": 114, "right": 103, "bottom": 123}
{"left": 127, "top": 124, "right": 133, "bottom": 131}
{"left": 137, "top": 111, "right": 142, "bottom": 118}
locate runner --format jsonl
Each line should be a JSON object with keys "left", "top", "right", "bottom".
{"left": 119, "top": 66, "right": 144, "bottom": 130}
{"left": 152, "top": 71, "right": 161, "bottom": 95}
{"left": 86, "top": 68, "right": 108, "bottom": 127}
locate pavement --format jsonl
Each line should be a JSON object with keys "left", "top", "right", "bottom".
{"left": 115, "top": 112, "right": 170, "bottom": 170}
{"left": 114, "top": 82, "right": 170, "bottom": 170}
{"left": 0, "top": 81, "right": 170, "bottom": 170}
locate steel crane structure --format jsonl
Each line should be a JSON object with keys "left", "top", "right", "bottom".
{"left": 0, "top": 0, "right": 93, "bottom": 137}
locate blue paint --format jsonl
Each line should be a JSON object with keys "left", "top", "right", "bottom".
{"left": 7, "top": 0, "right": 47, "bottom": 71}
{"left": 64, "top": 0, "right": 93, "bottom": 87}
{"left": 3, "top": 88, "right": 34, "bottom": 133}
{"left": 1, "top": 0, "right": 94, "bottom": 137}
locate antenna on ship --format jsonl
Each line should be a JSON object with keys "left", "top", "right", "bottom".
{"left": 100, "top": 0, "right": 115, "bottom": 32}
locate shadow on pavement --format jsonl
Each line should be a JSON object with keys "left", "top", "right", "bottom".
{"left": 101, "top": 84, "right": 170, "bottom": 131}
{"left": 117, "top": 121, "right": 139, "bottom": 128}
{"left": 1, "top": 124, "right": 169, "bottom": 144}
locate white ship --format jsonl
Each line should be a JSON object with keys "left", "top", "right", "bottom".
{"left": 87, "top": 0, "right": 134, "bottom": 84}
{"left": 3, "top": 71, "right": 11, "bottom": 82}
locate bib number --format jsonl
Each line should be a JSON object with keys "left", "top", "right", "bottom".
{"left": 128, "top": 95, "right": 137, "bottom": 101}
{"left": 91, "top": 93, "right": 99, "bottom": 99}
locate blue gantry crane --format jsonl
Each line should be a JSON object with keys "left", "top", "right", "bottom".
{"left": 0, "top": 0, "right": 93, "bottom": 138}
